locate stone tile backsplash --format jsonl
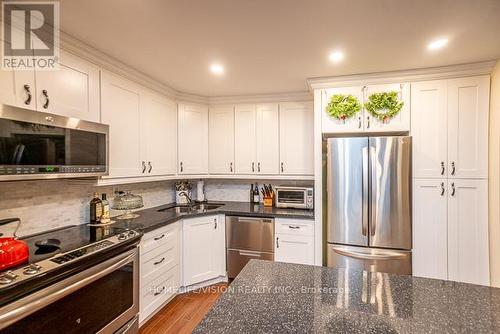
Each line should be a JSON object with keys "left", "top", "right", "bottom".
{"left": 0, "top": 180, "right": 175, "bottom": 237}
{"left": 0, "top": 178, "right": 313, "bottom": 237}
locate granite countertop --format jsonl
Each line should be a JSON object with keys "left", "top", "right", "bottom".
{"left": 194, "top": 260, "right": 500, "bottom": 333}
{"left": 113, "top": 201, "right": 314, "bottom": 233}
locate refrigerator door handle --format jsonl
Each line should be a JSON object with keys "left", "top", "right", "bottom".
{"left": 331, "top": 245, "right": 407, "bottom": 260}
{"left": 362, "top": 146, "right": 369, "bottom": 236}
{"left": 369, "top": 145, "right": 376, "bottom": 236}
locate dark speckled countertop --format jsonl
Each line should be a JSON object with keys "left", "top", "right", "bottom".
{"left": 113, "top": 201, "right": 314, "bottom": 233}
{"left": 194, "top": 260, "right": 500, "bottom": 333}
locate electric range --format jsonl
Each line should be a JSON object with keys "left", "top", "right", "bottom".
{"left": 0, "top": 224, "right": 142, "bottom": 333}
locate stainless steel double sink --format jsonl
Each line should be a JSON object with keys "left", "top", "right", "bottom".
{"left": 158, "top": 203, "right": 224, "bottom": 215}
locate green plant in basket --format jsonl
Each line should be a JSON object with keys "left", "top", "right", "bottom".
{"left": 364, "top": 91, "right": 404, "bottom": 122}
{"left": 325, "top": 94, "right": 361, "bottom": 121}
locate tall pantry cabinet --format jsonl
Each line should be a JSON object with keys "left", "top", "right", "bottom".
{"left": 411, "top": 76, "right": 490, "bottom": 285}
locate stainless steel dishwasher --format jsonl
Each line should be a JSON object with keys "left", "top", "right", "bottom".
{"left": 226, "top": 216, "right": 274, "bottom": 278}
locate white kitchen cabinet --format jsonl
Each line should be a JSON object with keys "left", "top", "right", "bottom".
{"left": 139, "top": 223, "right": 180, "bottom": 324}
{"left": 178, "top": 103, "right": 209, "bottom": 174}
{"left": 209, "top": 105, "right": 235, "bottom": 174}
{"left": 279, "top": 102, "right": 314, "bottom": 175}
{"left": 447, "top": 76, "right": 489, "bottom": 179}
{"left": 412, "top": 179, "right": 448, "bottom": 280}
{"left": 274, "top": 218, "right": 314, "bottom": 265}
{"left": 34, "top": 50, "right": 100, "bottom": 122}
{"left": 140, "top": 93, "right": 177, "bottom": 176}
{"left": 256, "top": 103, "right": 280, "bottom": 174}
{"left": 321, "top": 86, "right": 364, "bottom": 133}
{"left": 363, "top": 83, "right": 410, "bottom": 132}
{"left": 234, "top": 104, "right": 257, "bottom": 174}
{"left": 447, "top": 179, "right": 489, "bottom": 286}
{"left": 182, "top": 215, "right": 225, "bottom": 286}
{"left": 411, "top": 80, "right": 448, "bottom": 178}
{"left": 101, "top": 72, "right": 142, "bottom": 178}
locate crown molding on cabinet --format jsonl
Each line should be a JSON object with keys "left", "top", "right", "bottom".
{"left": 306, "top": 60, "right": 498, "bottom": 90}
{"left": 208, "top": 91, "right": 312, "bottom": 105}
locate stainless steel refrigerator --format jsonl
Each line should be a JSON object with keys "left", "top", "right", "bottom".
{"left": 326, "top": 136, "right": 412, "bottom": 275}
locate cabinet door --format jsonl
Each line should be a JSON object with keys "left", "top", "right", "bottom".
{"left": 256, "top": 103, "right": 279, "bottom": 174}
{"left": 321, "top": 86, "right": 364, "bottom": 133}
{"left": 182, "top": 215, "right": 223, "bottom": 286}
{"left": 34, "top": 50, "right": 100, "bottom": 122}
{"left": 279, "top": 102, "right": 314, "bottom": 175}
{"left": 141, "top": 93, "right": 177, "bottom": 176}
{"left": 234, "top": 104, "right": 257, "bottom": 174}
{"left": 101, "top": 72, "right": 141, "bottom": 178}
{"left": 0, "top": 39, "right": 36, "bottom": 109}
{"left": 411, "top": 80, "right": 448, "bottom": 178}
{"left": 275, "top": 234, "right": 314, "bottom": 265}
{"left": 209, "top": 105, "right": 234, "bottom": 174}
{"left": 178, "top": 103, "right": 209, "bottom": 174}
{"left": 364, "top": 83, "right": 410, "bottom": 132}
{"left": 448, "top": 179, "right": 489, "bottom": 285}
{"left": 447, "top": 76, "right": 489, "bottom": 179}
{"left": 412, "top": 179, "right": 448, "bottom": 280}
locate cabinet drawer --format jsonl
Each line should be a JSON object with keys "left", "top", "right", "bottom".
{"left": 275, "top": 218, "right": 314, "bottom": 236}
{"left": 141, "top": 242, "right": 179, "bottom": 286}
{"left": 140, "top": 223, "right": 179, "bottom": 256}
{"left": 140, "top": 265, "right": 179, "bottom": 322}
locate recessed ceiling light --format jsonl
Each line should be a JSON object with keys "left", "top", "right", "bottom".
{"left": 210, "top": 63, "right": 224, "bottom": 75}
{"left": 427, "top": 38, "right": 449, "bottom": 51}
{"left": 329, "top": 51, "right": 345, "bottom": 63}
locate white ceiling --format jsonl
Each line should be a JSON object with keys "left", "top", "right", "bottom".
{"left": 60, "top": 0, "right": 500, "bottom": 97}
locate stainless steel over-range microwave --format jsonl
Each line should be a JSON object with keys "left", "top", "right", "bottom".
{"left": 0, "top": 104, "right": 109, "bottom": 181}
{"left": 275, "top": 186, "right": 314, "bottom": 209}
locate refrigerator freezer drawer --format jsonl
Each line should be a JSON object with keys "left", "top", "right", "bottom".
{"left": 226, "top": 249, "right": 274, "bottom": 278}
{"left": 327, "top": 244, "right": 412, "bottom": 275}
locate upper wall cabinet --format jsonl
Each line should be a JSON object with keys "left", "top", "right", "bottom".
{"left": 447, "top": 76, "right": 489, "bottom": 179}
{"left": 209, "top": 105, "right": 235, "bottom": 174}
{"left": 234, "top": 103, "right": 280, "bottom": 175}
{"left": 411, "top": 76, "right": 489, "bottom": 179}
{"left": 279, "top": 102, "right": 314, "bottom": 175}
{"left": 363, "top": 83, "right": 410, "bottom": 132}
{"left": 411, "top": 80, "right": 448, "bottom": 178}
{"left": 178, "top": 103, "right": 209, "bottom": 175}
{"left": 322, "top": 86, "right": 364, "bottom": 133}
{"left": 321, "top": 83, "right": 410, "bottom": 133}
{"left": 34, "top": 50, "right": 100, "bottom": 122}
{"left": 0, "top": 49, "right": 100, "bottom": 122}
{"left": 101, "top": 72, "right": 142, "bottom": 178}
{"left": 141, "top": 93, "right": 177, "bottom": 176}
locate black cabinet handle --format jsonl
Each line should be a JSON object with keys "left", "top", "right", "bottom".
{"left": 451, "top": 182, "right": 456, "bottom": 197}
{"left": 276, "top": 237, "right": 279, "bottom": 248}
{"left": 288, "top": 225, "right": 300, "bottom": 229}
{"left": 258, "top": 162, "right": 261, "bottom": 173}
{"left": 154, "top": 234, "right": 165, "bottom": 241}
{"left": 451, "top": 162, "right": 456, "bottom": 175}
{"left": 180, "top": 161, "right": 183, "bottom": 172}
{"left": 154, "top": 287, "right": 165, "bottom": 296}
{"left": 280, "top": 162, "right": 284, "bottom": 173}
{"left": 440, "top": 182, "right": 445, "bottom": 196}
{"left": 214, "top": 218, "right": 217, "bottom": 229}
{"left": 440, "top": 162, "right": 445, "bottom": 175}
{"left": 148, "top": 161, "right": 152, "bottom": 173}
{"left": 230, "top": 162, "right": 233, "bottom": 172}
{"left": 366, "top": 116, "right": 370, "bottom": 128}
{"left": 42, "top": 89, "right": 49, "bottom": 109}
{"left": 24, "top": 85, "right": 32, "bottom": 105}
{"left": 252, "top": 162, "right": 255, "bottom": 173}
{"left": 358, "top": 116, "right": 362, "bottom": 128}
{"left": 154, "top": 257, "right": 165, "bottom": 265}
{"left": 142, "top": 161, "right": 146, "bottom": 173}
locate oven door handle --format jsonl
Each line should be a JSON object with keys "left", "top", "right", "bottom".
{"left": 0, "top": 247, "right": 138, "bottom": 330}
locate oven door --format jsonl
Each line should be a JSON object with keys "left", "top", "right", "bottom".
{"left": 0, "top": 247, "right": 139, "bottom": 334}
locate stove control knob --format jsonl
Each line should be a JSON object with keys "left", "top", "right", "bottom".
{"left": 23, "top": 264, "right": 42, "bottom": 275}
{"left": 128, "top": 230, "right": 135, "bottom": 236}
{"left": 118, "top": 233, "right": 127, "bottom": 241}
{"left": 0, "top": 271, "right": 18, "bottom": 284}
